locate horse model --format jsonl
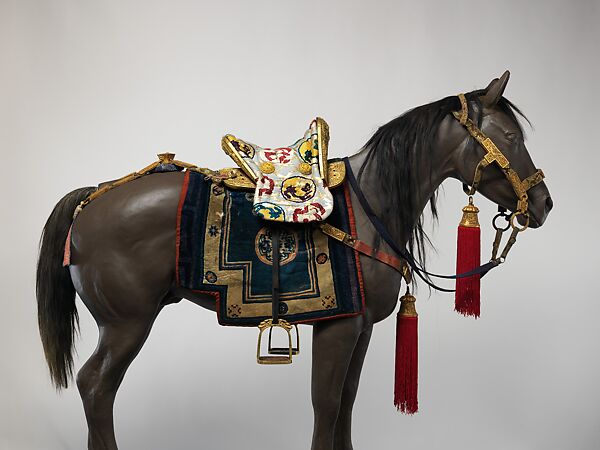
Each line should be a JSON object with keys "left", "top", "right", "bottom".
{"left": 36, "top": 72, "right": 553, "bottom": 450}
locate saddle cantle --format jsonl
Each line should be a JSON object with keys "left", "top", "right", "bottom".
{"left": 221, "top": 118, "right": 339, "bottom": 223}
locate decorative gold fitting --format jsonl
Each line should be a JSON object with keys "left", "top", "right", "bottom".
{"left": 459, "top": 196, "right": 480, "bottom": 228}
{"left": 517, "top": 197, "right": 528, "bottom": 214}
{"left": 402, "top": 265, "right": 412, "bottom": 284}
{"left": 157, "top": 152, "right": 175, "bottom": 164}
{"left": 482, "top": 139, "right": 510, "bottom": 168}
{"left": 319, "top": 223, "right": 348, "bottom": 242}
{"left": 221, "top": 135, "right": 259, "bottom": 182}
{"left": 399, "top": 290, "right": 418, "bottom": 317}
{"left": 257, "top": 319, "right": 294, "bottom": 365}
{"left": 259, "top": 161, "right": 275, "bottom": 174}
{"left": 327, "top": 160, "right": 345, "bottom": 188}
{"left": 316, "top": 117, "right": 329, "bottom": 184}
{"left": 457, "top": 93, "right": 468, "bottom": 125}
{"left": 298, "top": 162, "right": 312, "bottom": 175}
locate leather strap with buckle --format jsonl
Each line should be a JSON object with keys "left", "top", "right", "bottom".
{"left": 319, "top": 223, "right": 412, "bottom": 284}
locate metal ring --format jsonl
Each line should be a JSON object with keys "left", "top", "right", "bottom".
{"left": 510, "top": 211, "right": 529, "bottom": 232}
{"left": 492, "top": 213, "right": 511, "bottom": 232}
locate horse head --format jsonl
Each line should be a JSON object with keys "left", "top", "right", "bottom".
{"left": 450, "top": 71, "right": 553, "bottom": 228}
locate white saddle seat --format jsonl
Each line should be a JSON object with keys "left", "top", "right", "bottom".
{"left": 222, "top": 117, "right": 334, "bottom": 223}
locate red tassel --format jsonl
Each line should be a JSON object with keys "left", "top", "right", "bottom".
{"left": 62, "top": 225, "right": 73, "bottom": 267}
{"left": 394, "top": 291, "right": 418, "bottom": 414}
{"left": 455, "top": 197, "right": 481, "bottom": 318}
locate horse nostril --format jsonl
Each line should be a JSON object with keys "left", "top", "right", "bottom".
{"left": 545, "top": 196, "right": 554, "bottom": 212}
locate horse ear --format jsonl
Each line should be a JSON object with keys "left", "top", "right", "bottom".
{"left": 481, "top": 70, "right": 510, "bottom": 107}
{"left": 483, "top": 78, "right": 499, "bottom": 92}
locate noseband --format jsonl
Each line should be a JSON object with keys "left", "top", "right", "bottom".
{"left": 453, "top": 93, "right": 545, "bottom": 261}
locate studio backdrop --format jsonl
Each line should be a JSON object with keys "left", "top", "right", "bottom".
{"left": 1, "top": 1, "right": 598, "bottom": 449}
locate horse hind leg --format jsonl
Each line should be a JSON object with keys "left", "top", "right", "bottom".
{"left": 76, "top": 313, "right": 157, "bottom": 450}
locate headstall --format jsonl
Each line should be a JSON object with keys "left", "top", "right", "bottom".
{"left": 453, "top": 93, "right": 545, "bottom": 263}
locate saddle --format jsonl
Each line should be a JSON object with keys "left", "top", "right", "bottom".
{"left": 68, "top": 120, "right": 350, "bottom": 366}
{"left": 221, "top": 118, "right": 346, "bottom": 363}
{"left": 221, "top": 117, "right": 346, "bottom": 223}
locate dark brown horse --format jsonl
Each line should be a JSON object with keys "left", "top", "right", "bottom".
{"left": 36, "top": 72, "right": 552, "bottom": 450}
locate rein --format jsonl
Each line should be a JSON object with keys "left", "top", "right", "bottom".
{"left": 340, "top": 93, "right": 545, "bottom": 292}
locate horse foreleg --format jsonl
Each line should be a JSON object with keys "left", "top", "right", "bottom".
{"left": 333, "top": 325, "right": 373, "bottom": 450}
{"left": 311, "top": 316, "right": 363, "bottom": 450}
{"left": 76, "top": 314, "right": 156, "bottom": 450}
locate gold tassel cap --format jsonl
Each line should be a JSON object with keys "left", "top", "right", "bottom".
{"left": 399, "top": 290, "right": 417, "bottom": 317}
{"left": 459, "top": 196, "right": 480, "bottom": 228}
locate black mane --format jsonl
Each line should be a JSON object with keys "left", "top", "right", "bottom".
{"left": 359, "top": 91, "right": 528, "bottom": 271}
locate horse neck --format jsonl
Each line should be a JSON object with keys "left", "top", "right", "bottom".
{"left": 347, "top": 128, "right": 454, "bottom": 247}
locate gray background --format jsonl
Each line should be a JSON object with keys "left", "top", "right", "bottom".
{"left": 1, "top": 0, "right": 599, "bottom": 449}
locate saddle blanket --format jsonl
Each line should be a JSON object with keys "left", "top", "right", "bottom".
{"left": 176, "top": 170, "right": 365, "bottom": 326}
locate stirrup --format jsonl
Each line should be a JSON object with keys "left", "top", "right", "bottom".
{"left": 257, "top": 319, "right": 294, "bottom": 364}
{"left": 268, "top": 323, "right": 300, "bottom": 356}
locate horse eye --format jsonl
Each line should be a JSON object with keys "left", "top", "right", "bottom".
{"left": 505, "top": 132, "right": 517, "bottom": 142}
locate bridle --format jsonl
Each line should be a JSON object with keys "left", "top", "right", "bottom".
{"left": 453, "top": 93, "right": 545, "bottom": 263}
{"left": 338, "top": 93, "right": 546, "bottom": 291}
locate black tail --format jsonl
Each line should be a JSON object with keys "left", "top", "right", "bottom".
{"left": 36, "top": 186, "right": 97, "bottom": 389}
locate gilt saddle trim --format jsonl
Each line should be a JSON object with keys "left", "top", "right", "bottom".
{"left": 218, "top": 160, "right": 346, "bottom": 191}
